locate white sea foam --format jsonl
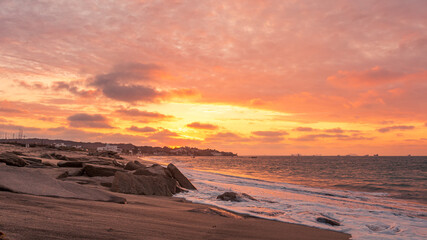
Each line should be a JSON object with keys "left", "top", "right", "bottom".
{"left": 145, "top": 157, "right": 427, "bottom": 240}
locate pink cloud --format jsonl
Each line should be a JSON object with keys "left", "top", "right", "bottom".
{"left": 187, "top": 122, "right": 218, "bottom": 130}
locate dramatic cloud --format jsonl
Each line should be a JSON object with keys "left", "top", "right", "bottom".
{"left": 328, "top": 67, "right": 405, "bottom": 88}
{"left": 52, "top": 81, "right": 96, "bottom": 98}
{"left": 377, "top": 125, "right": 415, "bottom": 133}
{"left": 127, "top": 126, "right": 157, "bottom": 133}
{"left": 186, "top": 122, "right": 218, "bottom": 130}
{"left": 67, "top": 113, "right": 113, "bottom": 129}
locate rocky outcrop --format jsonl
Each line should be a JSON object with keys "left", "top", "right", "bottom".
{"left": 0, "top": 152, "right": 28, "bottom": 167}
{"left": 0, "top": 164, "right": 126, "bottom": 203}
{"left": 124, "top": 160, "right": 145, "bottom": 170}
{"left": 111, "top": 172, "right": 177, "bottom": 196}
{"left": 167, "top": 163, "right": 197, "bottom": 190}
{"left": 217, "top": 192, "right": 257, "bottom": 202}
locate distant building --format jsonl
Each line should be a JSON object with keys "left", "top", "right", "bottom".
{"left": 97, "top": 144, "right": 121, "bottom": 153}
{"left": 54, "top": 143, "right": 67, "bottom": 148}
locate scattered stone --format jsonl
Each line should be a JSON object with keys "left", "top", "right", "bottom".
{"left": 81, "top": 164, "right": 122, "bottom": 177}
{"left": 167, "top": 163, "right": 197, "bottom": 190}
{"left": 111, "top": 172, "right": 177, "bottom": 196}
{"left": 316, "top": 217, "right": 340, "bottom": 226}
{"left": 124, "top": 160, "right": 146, "bottom": 170}
{"left": 40, "top": 153, "right": 53, "bottom": 159}
{"left": 22, "top": 157, "right": 42, "bottom": 163}
{"left": 57, "top": 171, "right": 69, "bottom": 179}
{"left": 0, "top": 152, "right": 28, "bottom": 167}
{"left": 57, "top": 161, "right": 84, "bottom": 168}
{"left": 217, "top": 192, "right": 257, "bottom": 202}
{"left": 88, "top": 151, "right": 123, "bottom": 159}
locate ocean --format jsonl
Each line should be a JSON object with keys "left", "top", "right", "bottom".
{"left": 145, "top": 155, "right": 427, "bottom": 240}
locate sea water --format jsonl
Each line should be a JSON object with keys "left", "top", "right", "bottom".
{"left": 144, "top": 155, "right": 427, "bottom": 240}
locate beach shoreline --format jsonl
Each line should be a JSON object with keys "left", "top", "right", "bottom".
{"left": 0, "top": 143, "right": 350, "bottom": 240}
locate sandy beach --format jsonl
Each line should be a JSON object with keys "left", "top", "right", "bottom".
{"left": 0, "top": 144, "right": 351, "bottom": 240}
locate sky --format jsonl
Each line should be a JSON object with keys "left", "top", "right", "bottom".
{"left": 0, "top": 0, "right": 426, "bottom": 155}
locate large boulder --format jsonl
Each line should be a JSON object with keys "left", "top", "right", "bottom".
{"left": 316, "top": 217, "right": 340, "bottom": 226}
{"left": 80, "top": 164, "right": 123, "bottom": 177}
{"left": 217, "top": 192, "right": 257, "bottom": 202}
{"left": 57, "top": 161, "right": 84, "bottom": 168}
{"left": 0, "top": 165, "right": 126, "bottom": 203}
{"left": 124, "top": 160, "right": 146, "bottom": 170}
{"left": 0, "top": 152, "right": 28, "bottom": 167}
{"left": 111, "top": 172, "right": 177, "bottom": 196}
{"left": 167, "top": 163, "right": 197, "bottom": 190}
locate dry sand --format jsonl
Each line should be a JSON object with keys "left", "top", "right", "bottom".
{"left": 0, "top": 144, "right": 351, "bottom": 240}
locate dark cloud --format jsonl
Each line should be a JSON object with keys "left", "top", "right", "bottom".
{"left": 377, "top": 125, "right": 415, "bottom": 133}
{"left": 291, "top": 134, "right": 350, "bottom": 141}
{"left": 293, "top": 127, "right": 315, "bottom": 132}
{"left": 67, "top": 113, "right": 113, "bottom": 129}
{"left": 127, "top": 126, "right": 157, "bottom": 133}
{"left": 251, "top": 131, "right": 288, "bottom": 137}
{"left": 186, "top": 122, "right": 218, "bottom": 130}
{"left": 89, "top": 63, "right": 163, "bottom": 102}
{"left": 324, "top": 128, "right": 345, "bottom": 133}
{"left": 0, "top": 107, "right": 24, "bottom": 113}
{"left": 15, "top": 80, "right": 48, "bottom": 90}
{"left": 115, "top": 108, "right": 174, "bottom": 122}
{"left": 52, "top": 81, "right": 96, "bottom": 98}
{"left": 0, "top": 123, "right": 41, "bottom": 132}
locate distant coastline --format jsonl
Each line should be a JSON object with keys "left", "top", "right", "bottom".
{"left": 0, "top": 138, "right": 237, "bottom": 157}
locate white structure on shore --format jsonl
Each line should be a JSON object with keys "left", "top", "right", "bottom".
{"left": 97, "top": 144, "right": 121, "bottom": 153}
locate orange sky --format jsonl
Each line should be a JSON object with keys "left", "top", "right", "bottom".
{"left": 1, "top": 0, "right": 426, "bottom": 155}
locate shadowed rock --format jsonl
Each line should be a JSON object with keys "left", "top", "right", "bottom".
{"left": 217, "top": 192, "right": 257, "bottom": 202}
{"left": 0, "top": 165, "right": 126, "bottom": 203}
{"left": 81, "top": 164, "right": 123, "bottom": 177}
{"left": 22, "top": 157, "right": 42, "bottom": 163}
{"left": 124, "top": 161, "right": 146, "bottom": 170}
{"left": 167, "top": 163, "right": 197, "bottom": 190}
{"left": 0, "top": 152, "right": 28, "bottom": 167}
{"left": 57, "top": 161, "right": 84, "bottom": 168}
{"left": 316, "top": 217, "right": 340, "bottom": 226}
{"left": 111, "top": 172, "right": 177, "bottom": 196}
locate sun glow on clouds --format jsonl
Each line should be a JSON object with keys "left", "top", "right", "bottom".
{"left": 0, "top": 0, "right": 426, "bottom": 155}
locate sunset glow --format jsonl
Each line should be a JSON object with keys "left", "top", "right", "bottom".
{"left": 1, "top": 0, "right": 426, "bottom": 155}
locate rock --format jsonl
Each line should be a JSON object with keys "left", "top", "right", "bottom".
{"left": 22, "top": 157, "right": 42, "bottom": 163}
{"left": 316, "top": 217, "right": 340, "bottom": 226}
{"left": 40, "top": 153, "right": 53, "bottom": 159}
{"left": 101, "top": 182, "right": 112, "bottom": 188}
{"left": 0, "top": 152, "right": 28, "bottom": 167}
{"left": 167, "top": 163, "right": 197, "bottom": 190}
{"left": 111, "top": 172, "right": 177, "bottom": 196}
{"left": 81, "top": 164, "right": 122, "bottom": 177}
{"left": 57, "top": 161, "right": 84, "bottom": 168}
{"left": 124, "top": 160, "right": 146, "bottom": 170}
{"left": 0, "top": 165, "right": 126, "bottom": 203}
{"left": 217, "top": 192, "right": 257, "bottom": 202}
{"left": 88, "top": 151, "right": 123, "bottom": 159}
{"left": 133, "top": 168, "right": 157, "bottom": 176}
{"left": 57, "top": 171, "right": 69, "bottom": 179}
{"left": 112, "top": 160, "right": 125, "bottom": 168}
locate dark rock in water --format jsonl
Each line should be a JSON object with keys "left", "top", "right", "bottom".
{"left": 111, "top": 172, "right": 177, "bottom": 196}
{"left": 316, "top": 217, "right": 340, "bottom": 226}
{"left": 0, "top": 152, "right": 28, "bottom": 167}
{"left": 57, "top": 161, "right": 84, "bottom": 168}
{"left": 81, "top": 164, "right": 122, "bottom": 177}
{"left": 22, "top": 157, "right": 42, "bottom": 163}
{"left": 167, "top": 163, "right": 197, "bottom": 190}
{"left": 0, "top": 165, "right": 126, "bottom": 203}
{"left": 124, "top": 160, "right": 146, "bottom": 170}
{"left": 217, "top": 192, "right": 257, "bottom": 202}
